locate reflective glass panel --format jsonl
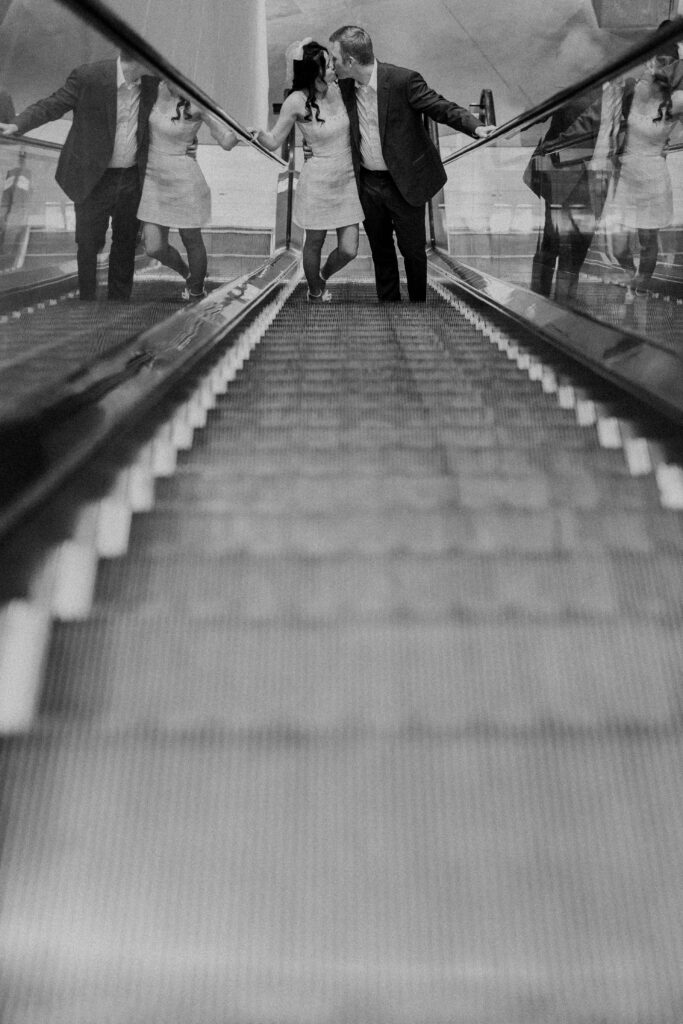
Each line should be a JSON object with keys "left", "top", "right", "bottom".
{"left": 440, "top": 38, "right": 683, "bottom": 355}
{"left": 0, "top": 0, "right": 282, "bottom": 307}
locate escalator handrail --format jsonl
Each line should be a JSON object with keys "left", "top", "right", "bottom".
{"left": 55, "top": 0, "right": 286, "bottom": 167}
{"left": 0, "top": 135, "right": 62, "bottom": 154}
{"left": 443, "top": 17, "right": 683, "bottom": 165}
{"left": 429, "top": 249, "right": 683, "bottom": 426}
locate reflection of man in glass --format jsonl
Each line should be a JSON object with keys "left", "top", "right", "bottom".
{"left": 524, "top": 89, "right": 603, "bottom": 304}
{"left": 0, "top": 50, "right": 157, "bottom": 300}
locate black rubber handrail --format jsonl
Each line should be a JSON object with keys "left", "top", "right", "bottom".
{"left": 428, "top": 249, "right": 683, "bottom": 427}
{"left": 443, "top": 17, "right": 683, "bottom": 165}
{"left": 0, "top": 136, "right": 62, "bottom": 153}
{"left": 55, "top": 0, "right": 286, "bottom": 166}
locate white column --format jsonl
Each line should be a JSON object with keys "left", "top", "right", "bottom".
{"left": 105, "top": 0, "right": 269, "bottom": 127}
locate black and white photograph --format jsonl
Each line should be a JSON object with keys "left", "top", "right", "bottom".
{"left": 0, "top": 1, "right": 682, "bottom": 1021}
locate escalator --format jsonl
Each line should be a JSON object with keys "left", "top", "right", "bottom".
{"left": 1, "top": 1, "right": 683, "bottom": 1020}
{"left": 1, "top": 279, "right": 683, "bottom": 1019}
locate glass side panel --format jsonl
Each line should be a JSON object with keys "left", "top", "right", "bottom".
{"left": 0, "top": 0, "right": 282, "bottom": 303}
{"left": 440, "top": 39, "right": 683, "bottom": 353}
{"left": 0, "top": 139, "right": 64, "bottom": 275}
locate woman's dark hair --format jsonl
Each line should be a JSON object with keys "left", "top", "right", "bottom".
{"left": 171, "top": 97, "right": 196, "bottom": 123}
{"left": 655, "top": 19, "right": 679, "bottom": 61}
{"left": 651, "top": 59, "right": 674, "bottom": 122}
{"left": 622, "top": 59, "right": 675, "bottom": 131}
{"left": 291, "top": 40, "right": 328, "bottom": 123}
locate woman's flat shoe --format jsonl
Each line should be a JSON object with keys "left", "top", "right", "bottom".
{"left": 307, "top": 286, "right": 331, "bottom": 303}
{"left": 182, "top": 287, "right": 207, "bottom": 302}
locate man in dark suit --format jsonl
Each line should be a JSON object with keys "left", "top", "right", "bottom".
{"left": 329, "top": 25, "right": 494, "bottom": 302}
{"left": 0, "top": 51, "right": 158, "bottom": 300}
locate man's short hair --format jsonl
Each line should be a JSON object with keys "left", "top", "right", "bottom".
{"left": 329, "top": 26, "right": 374, "bottom": 65}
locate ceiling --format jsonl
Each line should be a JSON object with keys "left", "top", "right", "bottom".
{"left": 0, "top": 0, "right": 675, "bottom": 136}
{"left": 263, "top": 0, "right": 666, "bottom": 128}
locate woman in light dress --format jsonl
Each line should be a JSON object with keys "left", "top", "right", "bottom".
{"left": 254, "top": 39, "right": 363, "bottom": 302}
{"left": 138, "top": 81, "right": 239, "bottom": 301}
{"left": 602, "top": 58, "right": 683, "bottom": 302}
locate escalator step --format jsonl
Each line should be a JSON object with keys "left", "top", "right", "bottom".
{"left": 3, "top": 280, "right": 683, "bottom": 1020}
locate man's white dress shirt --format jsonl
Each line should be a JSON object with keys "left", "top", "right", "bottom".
{"left": 355, "top": 62, "right": 388, "bottom": 171}
{"left": 109, "top": 56, "right": 141, "bottom": 168}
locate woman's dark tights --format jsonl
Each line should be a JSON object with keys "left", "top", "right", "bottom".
{"left": 143, "top": 223, "right": 208, "bottom": 294}
{"left": 612, "top": 227, "right": 659, "bottom": 286}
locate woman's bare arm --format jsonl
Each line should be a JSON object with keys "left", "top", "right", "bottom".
{"left": 253, "top": 92, "right": 304, "bottom": 150}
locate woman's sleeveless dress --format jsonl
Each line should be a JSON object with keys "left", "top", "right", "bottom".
{"left": 138, "top": 84, "right": 227, "bottom": 228}
{"left": 293, "top": 86, "right": 364, "bottom": 230}
{"left": 608, "top": 106, "right": 674, "bottom": 229}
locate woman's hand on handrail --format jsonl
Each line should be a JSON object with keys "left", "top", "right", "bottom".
{"left": 252, "top": 92, "right": 304, "bottom": 152}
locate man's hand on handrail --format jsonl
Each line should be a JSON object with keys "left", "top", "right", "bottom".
{"left": 0, "top": 123, "right": 18, "bottom": 137}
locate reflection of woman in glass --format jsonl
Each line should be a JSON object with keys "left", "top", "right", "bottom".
{"left": 606, "top": 59, "right": 682, "bottom": 303}
{"left": 138, "top": 82, "right": 239, "bottom": 301}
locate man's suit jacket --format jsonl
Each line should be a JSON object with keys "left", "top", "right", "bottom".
{"left": 13, "top": 60, "right": 158, "bottom": 204}
{"left": 339, "top": 62, "right": 482, "bottom": 207}
{"left": 524, "top": 90, "right": 602, "bottom": 209}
